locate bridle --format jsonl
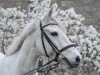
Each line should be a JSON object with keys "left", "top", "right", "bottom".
{"left": 40, "top": 21, "right": 77, "bottom": 60}
{"left": 23, "top": 21, "right": 78, "bottom": 75}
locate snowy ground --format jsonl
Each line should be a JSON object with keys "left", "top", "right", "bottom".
{"left": 0, "top": 0, "right": 100, "bottom": 75}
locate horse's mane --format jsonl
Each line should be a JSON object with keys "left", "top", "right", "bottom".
{"left": 5, "top": 20, "right": 40, "bottom": 56}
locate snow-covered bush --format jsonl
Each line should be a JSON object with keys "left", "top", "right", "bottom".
{"left": 0, "top": 0, "right": 100, "bottom": 74}
{"left": 0, "top": 7, "right": 27, "bottom": 53}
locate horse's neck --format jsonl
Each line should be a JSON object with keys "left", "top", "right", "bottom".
{"left": 14, "top": 32, "right": 38, "bottom": 74}
{"left": 23, "top": 47, "right": 39, "bottom": 73}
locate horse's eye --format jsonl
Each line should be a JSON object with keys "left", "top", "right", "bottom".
{"left": 50, "top": 32, "right": 58, "bottom": 36}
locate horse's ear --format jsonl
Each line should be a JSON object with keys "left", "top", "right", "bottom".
{"left": 5, "top": 20, "right": 40, "bottom": 56}
{"left": 51, "top": 9, "right": 60, "bottom": 19}
{"left": 41, "top": 7, "right": 53, "bottom": 23}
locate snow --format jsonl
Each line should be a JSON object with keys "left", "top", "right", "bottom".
{"left": 85, "top": 25, "right": 98, "bottom": 39}
{"left": 0, "top": 0, "right": 100, "bottom": 74}
{"left": 0, "top": 7, "right": 27, "bottom": 53}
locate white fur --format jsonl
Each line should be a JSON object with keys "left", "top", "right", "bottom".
{"left": 0, "top": 8, "right": 82, "bottom": 75}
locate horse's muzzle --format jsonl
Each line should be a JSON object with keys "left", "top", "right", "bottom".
{"left": 62, "top": 58, "right": 80, "bottom": 68}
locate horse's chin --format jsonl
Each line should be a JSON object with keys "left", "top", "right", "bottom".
{"left": 59, "top": 58, "right": 79, "bottom": 69}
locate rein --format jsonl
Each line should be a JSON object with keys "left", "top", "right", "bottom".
{"left": 23, "top": 21, "right": 77, "bottom": 75}
{"left": 23, "top": 58, "right": 59, "bottom": 75}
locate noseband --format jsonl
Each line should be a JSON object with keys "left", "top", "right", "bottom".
{"left": 40, "top": 21, "right": 77, "bottom": 60}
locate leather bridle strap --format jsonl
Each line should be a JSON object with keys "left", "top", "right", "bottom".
{"left": 59, "top": 44, "right": 78, "bottom": 52}
{"left": 40, "top": 22, "right": 59, "bottom": 58}
{"left": 41, "top": 25, "right": 49, "bottom": 57}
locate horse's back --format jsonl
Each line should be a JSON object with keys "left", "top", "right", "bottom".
{"left": 0, "top": 52, "right": 5, "bottom": 74}
{"left": 0, "top": 52, "right": 5, "bottom": 66}
{"left": 0, "top": 52, "right": 5, "bottom": 61}
{"left": 0, "top": 52, "right": 18, "bottom": 75}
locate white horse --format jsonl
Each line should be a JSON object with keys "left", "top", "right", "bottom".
{"left": 0, "top": 8, "right": 82, "bottom": 75}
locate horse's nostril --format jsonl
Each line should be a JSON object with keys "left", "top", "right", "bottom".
{"left": 76, "top": 56, "right": 80, "bottom": 63}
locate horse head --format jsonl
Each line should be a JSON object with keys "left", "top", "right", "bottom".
{"left": 34, "top": 8, "right": 82, "bottom": 68}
